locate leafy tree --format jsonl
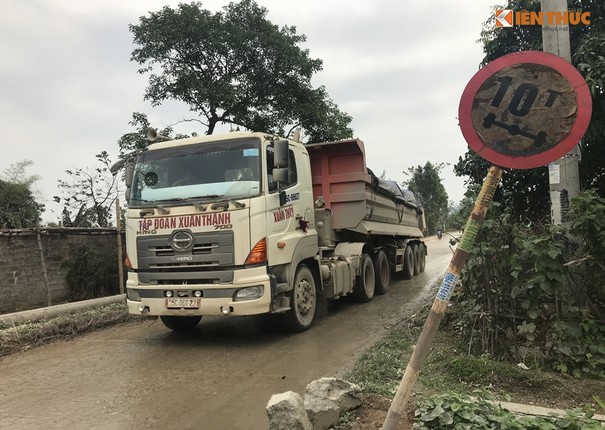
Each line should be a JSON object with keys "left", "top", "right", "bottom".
{"left": 0, "top": 160, "right": 44, "bottom": 229}
{"left": 447, "top": 190, "right": 477, "bottom": 231}
{"left": 403, "top": 162, "right": 449, "bottom": 234}
{"left": 454, "top": 155, "right": 550, "bottom": 223}
{"left": 0, "top": 181, "right": 42, "bottom": 229}
{"left": 3, "top": 159, "right": 41, "bottom": 188}
{"left": 54, "top": 152, "right": 119, "bottom": 227}
{"left": 116, "top": 112, "right": 185, "bottom": 161}
{"left": 129, "top": 0, "right": 352, "bottom": 142}
{"left": 455, "top": 0, "right": 605, "bottom": 222}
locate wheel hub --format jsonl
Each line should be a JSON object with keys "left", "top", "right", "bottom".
{"left": 297, "top": 279, "right": 313, "bottom": 316}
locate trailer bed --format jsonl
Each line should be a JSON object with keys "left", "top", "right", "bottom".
{"left": 306, "top": 139, "right": 425, "bottom": 238}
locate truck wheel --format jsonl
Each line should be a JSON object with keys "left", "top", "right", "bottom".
{"left": 283, "top": 265, "right": 317, "bottom": 333}
{"left": 418, "top": 243, "right": 426, "bottom": 273}
{"left": 401, "top": 245, "right": 415, "bottom": 279}
{"left": 372, "top": 250, "right": 390, "bottom": 295}
{"left": 412, "top": 244, "right": 421, "bottom": 276}
{"left": 352, "top": 254, "right": 375, "bottom": 302}
{"left": 160, "top": 316, "right": 202, "bottom": 331}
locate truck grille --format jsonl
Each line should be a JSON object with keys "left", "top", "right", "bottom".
{"left": 136, "top": 231, "right": 235, "bottom": 285}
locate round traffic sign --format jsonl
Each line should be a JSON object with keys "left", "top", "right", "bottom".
{"left": 459, "top": 51, "right": 592, "bottom": 169}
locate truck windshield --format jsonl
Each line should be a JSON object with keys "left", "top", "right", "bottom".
{"left": 129, "top": 138, "right": 261, "bottom": 207}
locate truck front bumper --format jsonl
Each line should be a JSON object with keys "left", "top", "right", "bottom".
{"left": 126, "top": 266, "right": 272, "bottom": 317}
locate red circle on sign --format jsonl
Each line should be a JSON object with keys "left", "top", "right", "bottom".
{"left": 459, "top": 51, "right": 592, "bottom": 169}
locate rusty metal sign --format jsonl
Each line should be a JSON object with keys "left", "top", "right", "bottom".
{"left": 459, "top": 51, "right": 592, "bottom": 169}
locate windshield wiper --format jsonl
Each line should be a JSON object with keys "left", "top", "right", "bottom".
{"left": 227, "top": 198, "right": 246, "bottom": 209}
{"left": 133, "top": 199, "right": 170, "bottom": 215}
{"left": 189, "top": 195, "right": 246, "bottom": 209}
{"left": 156, "top": 197, "right": 208, "bottom": 212}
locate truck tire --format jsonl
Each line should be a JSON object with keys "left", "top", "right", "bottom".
{"left": 372, "top": 250, "right": 390, "bottom": 295}
{"left": 412, "top": 244, "right": 421, "bottom": 276}
{"left": 160, "top": 316, "right": 202, "bottom": 331}
{"left": 401, "top": 245, "right": 415, "bottom": 279}
{"left": 352, "top": 253, "right": 375, "bottom": 302}
{"left": 418, "top": 243, "right": 426, "bottom": 273}
{"left": 283, "top": 265, "right": 317, "bottom": 333}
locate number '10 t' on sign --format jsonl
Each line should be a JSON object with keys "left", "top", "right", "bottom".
{"left": 459, "top": 51, "right": 592, "bottom": 169}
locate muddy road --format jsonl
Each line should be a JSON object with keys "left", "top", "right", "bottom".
{"left": 0, "top": 236, "right": 454, "bottom": 430}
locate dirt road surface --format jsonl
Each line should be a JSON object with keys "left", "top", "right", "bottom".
{"left": 0, "top": 236, "right": 455, "bottom": 430}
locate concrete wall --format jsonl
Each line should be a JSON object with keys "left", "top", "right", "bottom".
{"left": 0, "top": 228, "right": 122, "bottom": 314}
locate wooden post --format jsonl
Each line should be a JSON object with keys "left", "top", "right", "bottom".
{"left": 35, "top": 224, "right": 52, "bottom": 306}
{"left": 382, "top": 165, "right": 503, "bottom": 430}
{"left": 541, "top": 0, "right": 581, "bottom": 225}
{"left": 115, "top": 200, "right": 125, "bottom": 295}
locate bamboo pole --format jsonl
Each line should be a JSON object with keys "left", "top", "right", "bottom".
{"left": 115, "top": 200, "right": 125, "bottom": 295}
{"left": 382, "top": 165, "right": 504, "bottom": 430}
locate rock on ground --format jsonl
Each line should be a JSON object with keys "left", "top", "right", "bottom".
{"left": 304, "top": 377, "right": 363, "bottom": 430}
{"left": 266, "top": 391, "right": 313, "bottom": 430}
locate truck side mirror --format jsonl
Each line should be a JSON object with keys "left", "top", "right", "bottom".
{"left": 272, "top": 167, "right": 288, "bottom": 184}
{"left": 274, "top": 140, "right": 289, "bottom": 168}
{"left": 124, "top": 164, "right": 134, "bottom": 189}
{"left": 110, "top": 159, "right": 125, "bottom": 175}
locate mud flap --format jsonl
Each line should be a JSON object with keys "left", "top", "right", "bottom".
{"left": 316, "top": 288, "right": 328, "bottom": 316}
{"left": 269, "top": 273, "right": 291, "bottom": 313}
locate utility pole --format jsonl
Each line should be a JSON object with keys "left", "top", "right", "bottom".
{"left": 542, "top": 0, "right": 581, "bottom": 224}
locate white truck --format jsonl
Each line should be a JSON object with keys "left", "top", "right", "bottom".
{"left": 120, "top": 131, "right": 426, "bottom": 332}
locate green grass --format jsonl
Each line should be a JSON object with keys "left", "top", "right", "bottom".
{"left": 344, "top": 323, "right": 417, "bottom": 397}
{"left": 344, "top": 302, "right": 550, "bottom": 399}
{"left": 422, "top": 347, "right": 547, "bottom": 394}
{"left": 340, "top": 308, "right": 605, "bottom": 429}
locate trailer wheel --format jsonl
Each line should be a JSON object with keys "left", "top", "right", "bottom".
{"left": 401, "top": 245, "right": 415, "bottom": 279}
{"left": 372, "top": 250, "right": 390, "bottom": 295}
{"left": 418, "top": 243, "right": 426, "bottom": 273}
{"left": 352, "top": 254, "right": 375, "bottom": 302}
{"left": 160, "top": 316, "right": 202, "bottom": 331}
{"left": 412, "top": 244, "right": 421, "bottom": 275}
{"left": 283, "top": 265, "right": 317, "bottom": 333}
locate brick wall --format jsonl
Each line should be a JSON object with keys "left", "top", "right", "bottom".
{"left": 0, "top": 228, "right": 123, "bottom": 314}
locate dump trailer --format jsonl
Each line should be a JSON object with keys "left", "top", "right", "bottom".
{"left": 120, "top": 131, "right": 426, "bottom": 332}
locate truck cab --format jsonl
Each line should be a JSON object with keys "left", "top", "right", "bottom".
{"left": 124, "top": 132, "right": 319, "bottom": 331}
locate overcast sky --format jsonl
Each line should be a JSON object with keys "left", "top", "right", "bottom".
{"left": 0, "top": 0, "right": 494, "bottom": 223}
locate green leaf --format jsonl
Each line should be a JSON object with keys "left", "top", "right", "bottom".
{"left": 438, "top": 411, "right": 454, "bottom": 426}
{"left": 547, "top": 248, "right": 560, "bottom": 259}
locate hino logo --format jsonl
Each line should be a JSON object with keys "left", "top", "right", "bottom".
{"left": 170, "top": 230, "right": 194, "bottom": 251}
{"left": 172, "top": 255, "right": 193, "bottom": 262}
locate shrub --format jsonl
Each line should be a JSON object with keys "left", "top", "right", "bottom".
{"left": 414, "top": 390, "right": 603, "bottom": 430}
{"left": 452, "top": 191, "right": 605, "bottom": 378}
{"left": 63, "top": 243, "right": 120, "bottom": 301}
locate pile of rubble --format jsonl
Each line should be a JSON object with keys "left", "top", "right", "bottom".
{"left": 267, "top": 377, "right": 362, "bottom": 430}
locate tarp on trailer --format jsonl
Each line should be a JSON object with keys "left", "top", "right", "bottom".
{"left": 367, "top": 169, "right": 423, "bottom": 213}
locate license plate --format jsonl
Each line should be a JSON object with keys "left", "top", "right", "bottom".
{"left": 165, "top": 298, "right": 200, "bottom": 309}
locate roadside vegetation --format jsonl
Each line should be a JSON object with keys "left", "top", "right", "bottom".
{"left": 339, "top": 190, "right": 605, "bottom": 429}
{"left": 340, "top": 300, "right": 605, "bottom": 429}
{"left": 0, "top": 303, "right": 133, "bottom": 357}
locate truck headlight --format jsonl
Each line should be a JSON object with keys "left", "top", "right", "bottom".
{"left": 233, "top": 286, "right": 264, "bottom": 301}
